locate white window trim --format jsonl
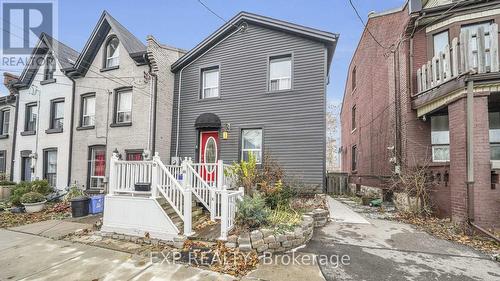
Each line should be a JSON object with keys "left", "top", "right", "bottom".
{"left": 241, "top": 129, "right": 263, "bottom": 164}
{"left": 432, "top": 145, "right": 450, "bottom": 163}
{"left": 269, "top": 55, "right": 292, "bottom": 92}
{"left": 105, "top": 37, "right": 120, "bottom": 68}
{"left": 116, "top": 90, "right": 132, "bottom": 124}
{"left": 89, "top": 147, "right": 106, "bottom": 189}
{"left": 201, "top": 67, "right": 219, "bottom": 99}
{"left": 82, "top": 96, "right": 95, "bottom": 127}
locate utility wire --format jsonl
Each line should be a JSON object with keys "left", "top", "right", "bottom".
{"left": 197, "top": 0, "right": 227, "bottom": 23}
{"left": 348, "top": 0, "right": 391, "bottom": 50}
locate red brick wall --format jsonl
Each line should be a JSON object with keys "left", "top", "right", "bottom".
{"left": 340, "top": 8, "right": 410, "bottom": 188}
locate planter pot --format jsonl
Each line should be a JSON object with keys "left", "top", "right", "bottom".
{"left": 70, "top": 196, "right": 90, "bottom": 218}
{"left": 0, "top": 185, "right": 14, "bottom": 200}
{"left": 23, "top": 200, "right": 47, "bottom": 213}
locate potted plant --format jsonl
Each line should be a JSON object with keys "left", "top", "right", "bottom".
{"left": 66, "top": 185, "right": 90, "bottom": 218}
{"left": 20, "top": 192, "right": 47, "bottom": 213}
{"left": 0, "top": 180, "right": 16, "bottom": 200}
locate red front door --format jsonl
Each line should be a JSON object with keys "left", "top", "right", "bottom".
{"left": 199, "top": 131, "right": 219, "bottom": 182}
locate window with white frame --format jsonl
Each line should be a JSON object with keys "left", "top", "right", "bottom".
{"left": 0, "top": 110, "right": 9, "bottom": 135}
{"left": 89, "top": 146, "right": 106, "bottom": 189}
{"left": 201, "top": 67, "right": 219, "bottom": 98}
{"left": 44, "top": 149, "right": 57, "bottom": 187}
{"left": 115, "top": 89, "right": 132, "bottom": 124}
{"left": 81, "top": 95, "right": 95, "bottom": 127}
{"left": 490, "top": 112, "right": 500, "bottom": 161}
{"left": 241, "top": 129, "right": 262, "bottom": 164}
{"left": 269, "top": 55, "right": 292, "bottom": 91}
{"left": 105, "top": 37, "right": 120, "bottom": 68}
{"left": 25, "top": 103, "right": 37, "bottom": 132}
{"left": 461, "top": 22, "right": 492, "bottom": 69}
{"left": 433, "top": 30, "right": 449, "bottom": 79}
{"left": 431, "top": 115, "right": 450, "bottom": 162}
{"left": 50, "top": 99, "right": 64, "bottom": 130}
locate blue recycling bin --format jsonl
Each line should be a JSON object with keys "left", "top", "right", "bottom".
{"left": 88, "top": 195, "right": 104, "bottom": 214}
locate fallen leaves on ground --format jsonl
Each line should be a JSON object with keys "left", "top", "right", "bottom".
{"left": 0, "top": 202, "right": 71, "bottom": 228}
{"left": 181, "top": 240, "right": 259, "bottom": 276}
{"left": 194, "top": 214, "right": 218, "bottom": 231}
{"left": 395, "top": 213, "right": 500, "bottom": 255}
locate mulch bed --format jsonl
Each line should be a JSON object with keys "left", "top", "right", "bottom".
{"left": 0, "top": 202, "right": 71, "bottom": 228}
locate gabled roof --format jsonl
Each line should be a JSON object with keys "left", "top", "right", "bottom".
{"left": 72, "top": 11, "right": 147, "bottom": 76}
{"left": 16, "top": 33, "right": 79, "bottom": 88}
{"left": 171, "top": 11, "right": 339, "bottom": 73}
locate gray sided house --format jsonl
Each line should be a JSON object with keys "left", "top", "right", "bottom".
{"left": 69, "top": 11, "right": 183, "bottom": 190}
{"left": 171, "top": 12, "right": 338, "bottom": 191}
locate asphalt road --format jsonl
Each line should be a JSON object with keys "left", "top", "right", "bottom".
{"left": 303, "top": 199, "right": 500, "bottom": 281}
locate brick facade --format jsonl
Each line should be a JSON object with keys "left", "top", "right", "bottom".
{"left": 341, "top": 3, "right": 500, "bottom": 229}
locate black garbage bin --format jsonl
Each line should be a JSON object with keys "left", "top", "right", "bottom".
{"left": 70, "top": 196, "right": 90, "bottom": 218}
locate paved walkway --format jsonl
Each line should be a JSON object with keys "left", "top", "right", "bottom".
{"left": 0, "top": 229, "right": 234, "bottom": 281}
{"left": 327, "top": 197, "right": 369, "bottom": 224}
{"left": 8, "top": 220, "right": 93, "bottom": 239}
{"left": 306, "top": 197, "right": 500, "bottom": 281}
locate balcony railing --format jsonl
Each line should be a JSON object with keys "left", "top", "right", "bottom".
{"left": 416, "top": 23, "right": 499, "bottom": 94}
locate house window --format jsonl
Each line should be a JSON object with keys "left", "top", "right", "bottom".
{"left": 44, "top": 54, "right": 56, "bottom": 81}
{"left": 433, "top": 30, "right": 449, "bottom": 56}
{"left": 201, "top": 67, "right": 219, "bottom": 98}
{"left": 81, "top": 95, "right": 95, "bottom": 127}
{"left": 126, "top": 150, "right": 144, "bottom": 161}
{"left": 115, "top": 89, "right": 132, "bottom": 124}
{"left": 241, "top": 129, "right": 262, "bottom": 164}
{"left": 25, "top": 103, "right": 37, "bottom": 132}
{"left": 490, "top": 112, "right": 500, "bottom": 161}
{"left": 351, "top": 145, "right": 357, "bottom": 171}
{"left": 351, "top": 66, "right": 356, "bottom": 91}
{"left": 352, "top": 105, "right": 356, "bottom": 131}
{"left": 269, "top": 55, "right": 292, "bottom": 91}
{"left": 0, "top": 150, "right": 6, "bottom": 174}
{"left": 50, "top": 99, "right": 64, "bottom": 130}
{"left": 89, "top": 146, "right": 106, "bottom": 189}
{"left": 0, "top": 110, "right": 9, "bottom": 135}
{"left": 105, "top": 36, "right": 120, "bottom": 68}
{"left": 461, "top": 22, "right": 492, "bottom": 68}
{"left": 44, "top": 149, "right": 57, "bottom": 187}
{"left": 431, "top": 115, "right": 450, "bottom": 162}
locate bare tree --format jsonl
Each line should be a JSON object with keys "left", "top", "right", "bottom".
{"left": 326, "top": 102, "right": 340, "bottom": 171}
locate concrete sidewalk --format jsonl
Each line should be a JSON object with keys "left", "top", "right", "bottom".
{"left": 8, "top": 220, "right": 93, "bottom": 239}
{"left": 0, "top": 229, "right": 234, "bottom": 281}
{"left": 327, "top": 197, "right": 370, "bottom": 224}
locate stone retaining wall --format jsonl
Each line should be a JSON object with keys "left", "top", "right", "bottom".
{"left": 304, "top": 208, "right": 329, "bottom": 227}
{"left": 226, "top": 215, "right": 314, "bottom": 253}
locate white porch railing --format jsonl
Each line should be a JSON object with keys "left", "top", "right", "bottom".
{"left": 416, "top": 23, "right": 499, "bottom": 94}
{"left": 108, "top": 153, "right": 243, "bottom": 239}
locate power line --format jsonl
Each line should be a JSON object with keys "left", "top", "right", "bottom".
{"left": 196, "top": 0, "right": 227, "bottom": 23}
{"left": 348, "top": 0, "right": 391, "bottom": 50}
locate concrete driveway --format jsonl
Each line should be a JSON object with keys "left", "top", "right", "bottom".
{"left": 302, "top": 198, "right": 500, "bottom": 281}
{"left": 0, "top": 229, "right": 233, "bottom": 281}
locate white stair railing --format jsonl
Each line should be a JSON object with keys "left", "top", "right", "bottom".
{"left": 219, "top": 187, "right": 244, "bottom": 240}
{"left": 108, "top": 153, "right": 153, "bottom": 195}
{"left": 184, "top": 159, "right": 212, "bottom": 211}
{"left": 154, "top": 154, "right": 193, "bottom": 236}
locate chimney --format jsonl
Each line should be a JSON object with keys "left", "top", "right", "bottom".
{"left": 3, "top": 72, "right": 19, "bottom": 95}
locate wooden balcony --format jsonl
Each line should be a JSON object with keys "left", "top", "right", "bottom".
{"left": 414, "top": 24, "right": 500, "bottom": 115}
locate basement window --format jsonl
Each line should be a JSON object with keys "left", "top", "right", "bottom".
{"left": 431, "top": 115, "right": 450, "bottom": 162}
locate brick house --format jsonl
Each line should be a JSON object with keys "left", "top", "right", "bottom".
{"left": 341, "top": 0, "right": 500, "bottom": 230}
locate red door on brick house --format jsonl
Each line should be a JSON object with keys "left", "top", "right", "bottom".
{"left": 199, "top": 131, "right": 218, "bottom": 183}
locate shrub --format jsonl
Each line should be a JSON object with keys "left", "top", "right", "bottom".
{"left": 227, "top": 153, "right": 258, "bottom": 195}
{"left": 267, "top": 207, "right": 302, "bottom": 233}
{"left": 30, "top": 180, "right": 53, "bottom": 195}
{"left": 10, "top": 182, "right": 33, "bottom": 206}
{"left": 0, "top": 180, "right": 16, "bottom": 186}
{"left": 257, "top": 155, "right": 285, "bottom": 192}
{"left": 65, "top": 185, "right": 85, "bottom": 201}
{"left": 9, "top": 180, "right": 53, "bottom": 206}
{"left": 235, "top": 193, "right": 269, "bottom": 229}
{"left": 263, "top": 180, "right": 297, "bottom": 209}
{"left": 20, "top": 192, "right": 46, "bottom": 204}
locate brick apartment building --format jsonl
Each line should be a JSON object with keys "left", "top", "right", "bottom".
{"left": 341, "top": 0, "right": 500, "bottom": 230}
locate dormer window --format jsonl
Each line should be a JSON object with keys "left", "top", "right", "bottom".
{"left": 44, "top": 54, "right": 55, "bottom": 81}
{"left": 105, "top": 36, "right": 119, "bottom": 68}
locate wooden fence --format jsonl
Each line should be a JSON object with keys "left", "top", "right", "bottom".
{"left": 326, "top": 172, "right": 348, "bottom": 195}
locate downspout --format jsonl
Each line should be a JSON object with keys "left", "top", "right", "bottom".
{"left": 67, "top": 76, "right": 76, "bottom": 187}
{"left": 10, "top": 93, "right": 19, "bottom": 182}
{"left": 175, "top": 24, "right": 244, "bottom": 157}
{"left": 466, "top": 80, "right": 474, "bottom": 222}
{"left": 145, "top": 53, "right": 157, "bottom": 156}
{"left": 152, "top": 73, "right": 157, "bottom": 154}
